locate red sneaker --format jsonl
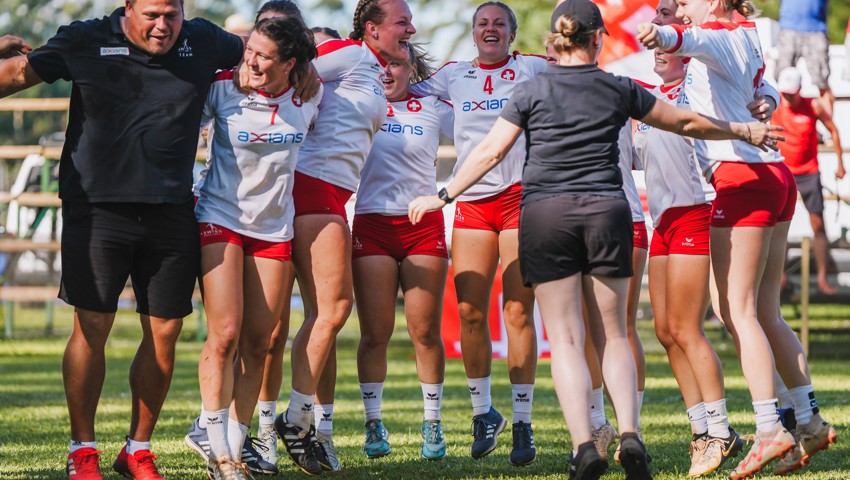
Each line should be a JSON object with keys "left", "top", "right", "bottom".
{"left": 67, "top": 448, "right": 103, "bottom": 480}
{"left": 113, "top": 448, "right": 166, "bottom": 480}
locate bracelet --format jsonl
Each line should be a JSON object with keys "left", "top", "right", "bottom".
{"left": 744, "top": 123, "right": 752, "bottom": 143}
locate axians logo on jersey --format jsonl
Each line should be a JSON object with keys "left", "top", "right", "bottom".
{"left": 237, "top": 131, "right": 305, "bottom": 144}
{"left": 500, "top": 69, "right": 515, "bottom": 81}
{"left": 177, "top": 39, "right": 193, "bottom": 58}
{"left": 462, "top": 98, "right": 509, "bottom": 112}
{"left": 636, "top": 122, "right": 650, "bottom": 132}
{"left": 387, "top": 104, "right": 395, "bottom": 117}
{"left": 407, "top": 99, "right": 422, "bottom": 112}
{"left": 380, "top": 122, "right": 424, "bottom": 136}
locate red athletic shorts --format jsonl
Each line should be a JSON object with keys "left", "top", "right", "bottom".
{"left": 293, "top": 171, "right": 354, "bottom": 222}
{"left": 199, "top": 223, "right": 292, "bottom": 261}
{"left": 453, "top": 183, "right": 521, "bottom": 232}
{"left": 633, "top": 221, "right": 649, "bottom": 250}
{"left": 649, "top": 204, "right": 711, "bottom": 257}
{"left": 710, "top": 162, "right": 796, "bottom": 228}
{"left": 352, "top": 211, "right": 448, "bottom": 261}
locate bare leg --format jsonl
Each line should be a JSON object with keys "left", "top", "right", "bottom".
{"left": 809, "top": 213, "right": 837, "bottom": 295}
{"left": 626, "top": 247, "right": 647, "bottom": 391}
{"left": 498, "top": 230, "right": 537, "bottom": 384}
{"left": 400, "top": 255, "right": 449, "bottom": 384}
{"left": 354, "top": 256, "right": 400, "bottom": 384}
{"left": 259, "top": 269, "right": 295, "bottom": 403}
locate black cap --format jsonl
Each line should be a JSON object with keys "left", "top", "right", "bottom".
{"left": 550, "top": 0, "right": 608, "bottom": 34}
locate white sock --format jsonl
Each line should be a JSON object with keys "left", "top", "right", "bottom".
{"left": 775, "top": 374, "right": 793, "bottom": 409}
{"left": 789, "top": 385, "right": 817, "bottom": 426}
{"left": 257, "top": 400, "right": 277, "bottom": 430}
{"left": 360, "top": 382, "right": 384, "bottom": 421}
{"left": 705, "top": 399, "right": 731, "bottom": 438}
{"left": 286, "top": 389, "right": 314, "bottom": 429}
{"left": 753, "top": 399, "right": 780, "bottom": 433}
{"left": 70, "top": 440, "right": 97, "bottom": 454}
{"left": 468, "top": 376, "right": 492, "bottom": 416}
{"left": 687, "top": 403, "right": 708, "bottom": 435}
{"left": 203, "top": 407, "right": 230, "bottom": 460}
{"left": 421, "top": 383, "right": 443, "bottom": 421}
{"left": 315, "top": 403, "right": 334, "bottom": 436}
{"left": 512, "top": 384, "right": 534, "bottom": 424}
{"left": 590, "top": 387, "right": 607, "bottom": 430}
{"left": 227, "top": 418, "right": 248, "bottom": 461}
{"left": 126, "top": 438, "right": 151, "bottom": 455}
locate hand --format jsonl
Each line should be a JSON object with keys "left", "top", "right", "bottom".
{"left": 292, "top": 63, "right": 320, "bottom": 102}
{"left": 747, "top": 95, "right": 774, "bottom": 123}
{"left": 234, "top": 60, "right": 255, "bottom": 95}
{"left": 837, "top": 164, "right": 846, "bottom": 180}
{"left": 636, "top": 23, "right": 660, "bottom": 49}
{"left": 744, "top": 122, "right": 784, "bottom": 151}
{"left": 408, "top": 195, "right": 447, "bottom": 225}
{"left": 0, "top": 35, "right": 32, "bottom": 59}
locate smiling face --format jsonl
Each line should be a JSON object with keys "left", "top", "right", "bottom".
{"left": 472, "top": 4, "right": 516, "bottom": 64}
{"left": 675, "top": 0, "right": 715, "bottom": 26}
{"left": 383, "top": 56, "right": 413, "bottom": 101}
{"left": 123, "top": 0, "right": 183, "bottom": 55}
{"left": 244, "top": 31, "right": 296, "bottom": 95}
{"left": 653, "top": 0, "right": 683, "bottom": 26}
{"left": 365, "top": 0, "right": 416, "bottom": 63}
{"left": 654, "top": 49, "right": 686, "bottom": 84}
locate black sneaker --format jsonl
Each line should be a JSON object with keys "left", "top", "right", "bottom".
{"left": 569, "top": 441, "right": 608, "bottom": 480}
{"left": 273, "top": 412, "right": 322, "bottom": 476}
{"left": 778, "top": 407, "right": 797, "bottom": 432}
{"left": 242, "top": 435, "right": 280, "bottom": 475}
{"left": 509, "top": 421, "right": 536, "bottom": 466}
{"left": 309, "top": 429, "right": 333, "bottom": 471}
{"left": 471, "top": 407, "right": 508, "bottom": 459}
{"left": 618, "top": 432, "right": 652, "bottom": 480}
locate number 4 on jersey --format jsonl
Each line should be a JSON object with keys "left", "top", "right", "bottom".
{"left": 483, "top": 75, "right": 493, "bottom": 95}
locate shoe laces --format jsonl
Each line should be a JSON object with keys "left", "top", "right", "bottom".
{"left": 513, "top": 423, "right": 533, "bottom": 449}
{"left": 245, "top": 436, "right": 268, "bottom": 455}
{"left": 71, "top": 449, "right": 102, "bottom": 474}
{"left": 471, "top": 416, "right": 490, "bottom": 439}
{"left": 365, "top": 421, "right": 385, "bottom": 444}
{"left": 424, "top": 421, "right": 443, "bottom": 444}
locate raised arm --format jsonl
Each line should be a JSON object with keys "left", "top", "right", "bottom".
{"left": 0, "top": 55, "right": 43, "bottom": 98}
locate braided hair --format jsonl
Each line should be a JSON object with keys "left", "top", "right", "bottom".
{"left": 350, "top": 0, "right": 386, "bottom": 40}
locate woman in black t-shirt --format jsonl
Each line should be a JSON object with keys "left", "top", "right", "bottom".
{"left": 408, "top": 1, "right": 783, "bottom": 478}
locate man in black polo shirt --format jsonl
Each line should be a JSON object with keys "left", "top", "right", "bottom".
{"left": 0, "top": 1, "right": 243, "bottom": 478}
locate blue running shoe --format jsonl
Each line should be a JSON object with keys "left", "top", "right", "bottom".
{"left": 509, "top": 421, "right": 536, "bottom": 466}
{"left": 471, "top": 407, "right": 507, "bottom": 459}
{"left": 363, "top": 419, "right": 391, "bottom": 459}
{"left": 242, "top": 435, "right": 279, "bottom": 475}
{"left": 420, "top": 420, "right": 447, "bottom": 460}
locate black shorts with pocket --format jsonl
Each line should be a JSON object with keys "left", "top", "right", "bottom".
{"left": 519, "top": 193, "right": 633, "bottom": 286}
{"left": 794, "top": 173, "right": 825, "bottom": 215}
{"left": 59, "top": 201, "right": 200, "bottom": 317}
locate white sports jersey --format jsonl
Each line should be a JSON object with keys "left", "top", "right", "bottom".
{"left": 410, "top": 52, "right": 547, "bottom": 201}
{"left": 633, "top": 79, "right": 713, "bottom": 226}
{"left": 356, "top": 94, "right": 454, "bottom": 215}
{"left": 656, "top": 22, "right": 779, "bottom": 172}
{"left": 617, "top": 123, "right": 646, "bottom": 223}
{"left": 295, "top": 39, "right": 388, "bottom": 191}
{"left": 195, "top": 70, "right": 321, "bottom": 242}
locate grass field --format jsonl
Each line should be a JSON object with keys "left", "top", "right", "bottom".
{"left": 1, "top": 303, "right": 849, "bottom": 479}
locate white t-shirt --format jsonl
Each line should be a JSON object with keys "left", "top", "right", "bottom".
{"left": 618, "top": 122, "right": 646, "bottom": 223}
{"left": 356, "top": 94, "right": 454, "bottom": 215}
{"left": 656, "top": 22, "right": 780, "bottom": 173}
{"left": 410, "top": 52, "right": 547, "bottom": 201}
{"left": 633, "top": 79, "right": 713, "bottom": 226}
{"left": 196, "top": 70, "right": 322, "bottom": 242}
{"left": 295, "top": 39, "right": 388, "bottom": 192}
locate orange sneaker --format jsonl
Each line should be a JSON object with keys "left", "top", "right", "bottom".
{"left": 729, "top": 424, "right": 795, "bottom": 480}
{"left": 67, "top": 448, "right": 103, "bottom": 480}
{"left": 113, "top": 448, "right": 165, "bottom": 480}
{"left": 773, "top": 416, "right": 838, "bottom": 476}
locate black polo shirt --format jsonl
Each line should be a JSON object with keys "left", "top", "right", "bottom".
{"left": 27, "top": 8, "right": 243, "bottom": 203}
{"left": 500, "top": 63, "right": 656, "bottom": 206}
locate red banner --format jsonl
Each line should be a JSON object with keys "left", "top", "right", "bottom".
{"left": 596, "top": 0, "right": 658, "bottom": 67}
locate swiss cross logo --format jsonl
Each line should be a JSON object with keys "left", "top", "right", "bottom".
{"left": 292, "top": 96, "right": 302, "bottom": 107}
{"left": 500, "top": 69, "right": 515, "bottom": 81}
{"left": 387, "top": 104, "right": 395, "bottom": 117}
{"left": 407, "top": 99, "right": 422, "bottom": 112}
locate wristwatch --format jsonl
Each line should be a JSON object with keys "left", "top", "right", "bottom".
{"left": 438, "top": 187, "right": 454, "bottom": 204}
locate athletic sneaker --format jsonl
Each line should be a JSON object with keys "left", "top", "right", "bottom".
{"left": 67, "top": 448, "right": 103, "bottom": 480}
{"left": 778, "top": 407, "right": 796, "bottom": 432}
{"left": 471, "top": 407, "right": 508, "bottom": 459}
{"left": 591, "top": 421, "right": 618, "bottom": 461}
{"left": 273, "top": 413, "right": 322, "bottom": 476}
{"left": 729, "top": 424, "right": 795, "bottom": 480}
{"left": 206, "top": 456, "right": 251, "bottom": 480}
{"left": 688, "top": 429, "right": 742, "bottom": 477}
{"left": 569, "top": 441, "right": 608, "bottom": 480}
{"left": 185, "top": 417, "right": 212, "bottom": 461}
{"left": 420, "top": 419, "right": 447, "bottom": 460}
{"left": 257, "top": 425, "right": 278, "bottom": 465}
{"left": 242, "top": 436, "right": 279, "bottom": 475}
{"left": 509, "top": 421, "right": 536, "bottom": 466}
{"left": 617, "top": 432, "right": 652, "bottom": 480}
{"left": 688, "top": 433, "right": 709, "bottom": 474}
{"left": 314, "top": 432, "right": 340, "bottom": 471}
{"left": 773, "top": 417, "right": 838, "bottom": 475}
{"left": 363, "top": 419, "right": 391, "bottom": 459}
{"left": 113, "top": 448, "right": 165, "bottom": 480}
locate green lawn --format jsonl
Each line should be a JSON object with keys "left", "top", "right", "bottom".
{"left": 1, "top": 303, "right": 848, "bottom": 479}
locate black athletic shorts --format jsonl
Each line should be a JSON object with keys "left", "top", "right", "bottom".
{"left": 519, "top": 193, "right": 633, "bottom": 286}
{"left": 59, "top": 201, "right": 200, "bottom": 318}
{"left": 794, "top": 173, "right": 824, "bottom": 215}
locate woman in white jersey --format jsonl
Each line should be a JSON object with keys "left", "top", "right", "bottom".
{"left": 638, "top": 1, "right": 837, "bottom": 477}
{"left": 271, "top": 0, "right": 416, "bottom": 476}
{"left": 411, "top": 1, "right": 781, "bottom": 477}
{"left": 193, "top": 17, "right": 320, "bottom": 480}
{"left": 410, "top": 2, "right": 546, "bottom": 465}
{"left": 351, "top": 43, "right": 453, "bottom": 461}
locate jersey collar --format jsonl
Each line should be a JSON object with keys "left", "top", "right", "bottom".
{"left": 364, "top": 42, "right": 388, "bottom": 68}
{"left": 478, "top": 53, "right": 512, "bottom": 70}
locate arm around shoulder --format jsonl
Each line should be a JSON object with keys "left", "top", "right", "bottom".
{"left": 0, "top": 56, "right": 43, "bottom": 98}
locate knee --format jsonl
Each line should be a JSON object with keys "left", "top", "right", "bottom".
{"left": 239, "top": 340, "right": 271, "bottom": 368}
{"left": 654, "top": 324, "right": 676, "bottom": 350}
{"left": 409, "top": 324, "right": 442, "bottom": 350}
{"left": 457, "top": 302, "right": 486, "bottom": 328}
{"left": 359, "top": 325, "right": 391, "bottom": 350}
{"left": 323, "top": 298, "right": 354, "bottom": 332}
{"left": 206, "top": 322, "right": 241, "bottom": 360}
{"left": 502, "top": 300, "right": 533, "bottom": 330}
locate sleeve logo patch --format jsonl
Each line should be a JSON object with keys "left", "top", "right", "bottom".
{"left": 100, "top": 47, "right": 130, "bottom": 56}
